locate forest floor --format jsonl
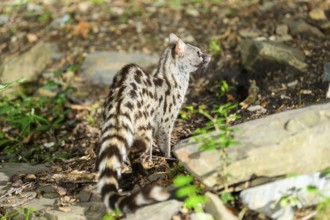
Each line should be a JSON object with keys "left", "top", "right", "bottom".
{"left": 0, "top": 0, "right": 329, "bottom": 219}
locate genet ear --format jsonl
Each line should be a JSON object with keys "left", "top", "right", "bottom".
{"left": 175, "top": 39, "right": 185, "bottom": 57}
{"left": 169, "top": 33, "right": 179, "bottom": 45}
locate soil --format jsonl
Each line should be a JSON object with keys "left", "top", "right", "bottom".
{"left": 0, "top": 0, "right": 329, "bottom": 219}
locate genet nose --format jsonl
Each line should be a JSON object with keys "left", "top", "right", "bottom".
{"left": 202, "top": 54, "right": 211, "bottom": 63}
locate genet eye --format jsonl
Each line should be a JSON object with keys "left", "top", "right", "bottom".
{"left": 197, "top": 51, "right": 201, "bottom": 56}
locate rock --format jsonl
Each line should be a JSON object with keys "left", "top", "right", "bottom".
{"left": 125, "top": 200, "right": 183, "bottom": 220}
{"left": 326, "top": 84, "right": 330, "bottom": 99}
{"left": 247, "top": 105, "right": 267, "bottom": 114}
{"left": 186, "top": 8, "right": 199, "bottom": 17}
{"left": 240, "top": 172, "right": 330, "bottom": 220}
{"left": 309, "top": 8, "right": 327, "bottom": 20}
{"left": 276, "top": 24, "right": 289, "bottom": 36}
{"left": 240, "top": 39, "right": 307, "bottom": 73}
{"left": 174, "top": 102, "right": 330, "bottom": 190}
{"left": 0, "top": 42, "right": 59, "bottom": 83}
{"left": 80, "top": 51, "right": 159, "bottom": 85}
{"left": 323, "top": 63, "right": 330, "bottom": 99}
{"left": 49, "top": 14, "right": 71, "bottom": 29}
{"left": 0, "top": 14, "right": 9, "bottom": 26}
{"left": 285, "top": 19, "right": 325, "bottom": 39}
{"left": 278, "top": 34, "right": 293, "bottom": 42}
{"left": 204, "top": 192, "right": 238, "bottom": 220}
{"left": 322, "top": 62, "right": 330, "bottom": 83}
{"left": 27, "top": 3, "right": 44, "bottom": 12}
{"left": 191, "top": 213, "right": 214, "bottom": 220}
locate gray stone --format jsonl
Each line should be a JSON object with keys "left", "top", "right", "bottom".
{"left": 323, "top": 63, "right": 330, "bottom": 98}
{"left": 276, "top": 24, "right": 289, "bottom": 36}
{"left": 240, "top": 39, "right": 307, "bottom": 73}
{"left": 125, "top": 200, "right": 182, "bottom": 220}
{"left": 0, "top": 14, "right": 9, "bottom": 26}
{"left": 204, "top": 192, "right": 238, "bottom": 220}
{"left": 285, "top": 19, "right": 325, "bottom": 39}
{"left": 0, "top": 163, "right": 49, "bottom": 191}
{"left": 322, "top": 62, "right": 330, "bottom": 83}
{"left": 80, "top": 51, "right": 159, "bottom": 85}
{"left": 49, "top": 14, "right": 71, "bottom": 29}
{"left": 27, "top": 3, "right": 44, "bottom": 12}
{"left": 240, "top": 172, "right": 330, "bottom": 220}
{"left": 174, "top": 102, "right": 330, "bottom": 190}
{"left": 0, "top": 42, "right": 60, "bottom": 83}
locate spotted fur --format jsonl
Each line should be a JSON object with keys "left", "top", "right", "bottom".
{"left": 96, "top": 33, "right": 211, "bottom": 213}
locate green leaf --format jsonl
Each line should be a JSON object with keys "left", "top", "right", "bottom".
{"left": 32, "top": 114, "right": 49, "bottom": 124}
{"left": 53, "top": 152, "right": 71, "bottom": 160}
{"left": 306, "top": 185, "right": 318, "bottom": 194}
{"left": 321, "top": 169, "right": 330, "bottom": 177}
{"left": 173, "top": 175, "right": 193, "bottom": 187}
{"left": 176, "top": 185, "right": 197, "bottom": 198}
{"left": 184, "top": 195, "right": 206, "bottom": 209}
{"left": 185, "top": 105, "right": 194, "bottom": 111}
{"left": 220, "top": 192, "right": 234, "bottom": 203}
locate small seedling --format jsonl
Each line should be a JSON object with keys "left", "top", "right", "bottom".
{"left": 173, "top": 175, "right": 206, "bottom": 213}
{"left": 208, "top": 39, "right": 221, "bottom": 55}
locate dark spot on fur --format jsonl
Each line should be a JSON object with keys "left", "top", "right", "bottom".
{"left": 146, "top": 78, "right": 152, "bottom": 87}
{"left": 163, "top": 96, "right": 167, "bottom": 113}
{"left": 130, "top": 82, "right": 137, "bottom": 90}
{"left": 125, "top": 102, "right": 134, "bottom": 111}
{"left": 135, "top": 111, "right": 143, "bottom": 120}
{"left": 134, "top": 74, "right": 141, "bottom": 84}
{"left": 153, "top": 78, "right": 163, "bottom": 87}
{"left": 149, "top": 91, "right": 154, "bottom": 99}
{"left": 136, "top": 69, "right": 143, "bottom": 77}
{"left": 130, "top": 90, "right": 137, "bottom": 99}
{"left": 142, "top": 88, "right": 148, "bottom": 95}
{"left": 172, "top": 95, "right": 177, "bottom": 106}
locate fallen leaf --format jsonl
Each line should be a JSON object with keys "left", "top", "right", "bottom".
{"left": 68, "top": 104, "right": 91, "bottom": 111}
{"left": 58, "top": 206, "right": 71, "bottom": 212}
{"left": 26, "top": 33, "right": 38, "bottom": 43}
{"left": 73, "top": 21, "right": 90, "bottom": 38}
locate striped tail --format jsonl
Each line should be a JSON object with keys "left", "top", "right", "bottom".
{"left": 96, "top": 120, "right": 170, "bottom": 213}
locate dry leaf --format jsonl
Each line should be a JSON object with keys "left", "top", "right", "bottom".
{"left": 58, "top": 206, "right": 71, "bottom": 212}
{"left": 26, "top": 33, "right": 38, "bottom": 43}
{"left": 73, "top": 21, "right": 90, "bottom": 38}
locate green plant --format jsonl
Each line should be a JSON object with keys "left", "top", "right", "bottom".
{"left": 101, "top": 210, "right": 123, "bottom": 220}
{"left": 89, "top": 0, "right": 105, "bottom": 5}
{"left": 173, "top": 175, "right": 206, "bottom": 213}
{"left": 0, "top": 207, "right": 35, "bottom": 220}
{"left": 220, "top": 191, "right": 234, "bottom": 203}
{"left": 192, "top": 103, "right": 239, "bottom": 190}
{"left": 169, "top": 0, "right": 182, "bottom": 9}
{"left": 208, "top": 39, "right": 221, "bottom": 55}
{"left": 38, "top": 10, "right": 52, "bottom": 23}
{"left": 216, "top": 80, "right": 231, "bottom": 98}
{"left": 179, "top": 105, "right": 194, "bottom": 120}
{"left": 306, "top": 184, "right": 330, "bottom": 213}
{"left": 167, "top": 163, "right": 185, "bottom": 178}
{"left": 0, "top": 74, "right": 71, "bottom": 163}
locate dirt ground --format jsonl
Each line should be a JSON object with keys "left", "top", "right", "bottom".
{"left": 0, "top": 0, "right": 329, "bottom": 219}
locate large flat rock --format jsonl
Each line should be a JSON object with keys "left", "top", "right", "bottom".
{"left": 80, "top": 51, "right": 159, "bottom": 85}
{"left": 0, "top": 42, "right": 59, "bottom": 83}
{"left": 174, "top": 102, "right": 330, "bottom": 190}
{"left": 240, "top": 40, "right": 307, "bottom": 73}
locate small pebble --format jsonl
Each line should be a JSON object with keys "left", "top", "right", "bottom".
{"left": 309, "top": 8, "right": 327, "bottom": 20}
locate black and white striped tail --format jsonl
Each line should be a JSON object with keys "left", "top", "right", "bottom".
{"left": 96, "top": 127, "right": 170, "bottom": 213}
